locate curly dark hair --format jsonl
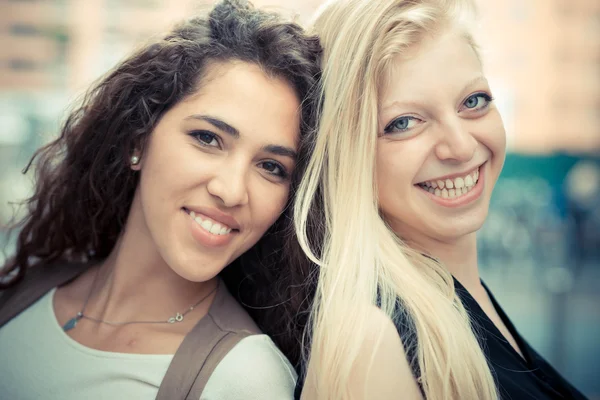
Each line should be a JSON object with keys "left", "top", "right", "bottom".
{"left": 1, "top": 0, "right": 321, "bottom": 368}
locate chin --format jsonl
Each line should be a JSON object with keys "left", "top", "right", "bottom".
{"left": 433, "top": 217, "right": 487, "bottom": 241}
{"left": 169, "top": 255, "right": 225, "bottom": 283}
{"left": 175, "top": 267, "right": 221, "bottom": 283}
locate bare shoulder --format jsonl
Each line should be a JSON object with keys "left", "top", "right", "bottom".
{"left": 302, "top": 306, "right": 423, "bottom": 400}
{"left": 350, "top": 306, "right": 423, "bottom": 399}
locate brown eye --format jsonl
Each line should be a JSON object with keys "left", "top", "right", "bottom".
{"left": 259, "top": 161, "right": 288, "bottom": 179}
{"left": 189, "top": 130, "right": 220, "bottom": 147}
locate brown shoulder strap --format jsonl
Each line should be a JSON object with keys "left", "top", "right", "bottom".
{"left": 156, "top": 282, "right": 260, "bottom": 400}
{"left": 156, "top": 319, "right": 252, "bottom": 400}
{"left": 187, "top": 330, "right": 252, "bottom": 399}
{"left": 155, "top": 313, "right": 228, "bottom": 399}
{"left": 0, "top": 262, "right": 88, "bottom": 329}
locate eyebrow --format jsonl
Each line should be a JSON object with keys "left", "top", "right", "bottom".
{"left": 463, "top": 76, "right": 488, "bottom": 92}
{"left": 185, "top": 114, "right": 297, "bottom": 160}
{"left": 185, "top": 114, "right": 239, "bottom": 138}
{"left": 263, "top": 144, "right": 297, "bottom": 160}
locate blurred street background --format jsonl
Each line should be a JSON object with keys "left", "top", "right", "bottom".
{"left": 1, "top": 0, "right": 599, "bottom": 397}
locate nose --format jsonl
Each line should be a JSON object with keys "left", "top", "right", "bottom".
{"left": 206, "top": 162, "right": 250, "bottom": 208}
{"left": 434, "top": 118, "right": 477, "bottom": 163}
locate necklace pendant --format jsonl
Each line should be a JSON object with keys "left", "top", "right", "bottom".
{"left": 63, "top": 312, "right": 83, "bottom": 332}
{"left": 168, "top": 313, "right": 184, "bottom": 324}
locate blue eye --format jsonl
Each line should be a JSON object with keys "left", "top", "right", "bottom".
{"left": 383, "top": 116, "right": 421, "bottom": 134}
{"left": 462, "top": 93, "right": 493, "bottom": 111}
{"left": 189, "top": 130, "right": 219, "bottom": 147}
{"left": 259, "top": 161, "right": 288, "bottom": 179}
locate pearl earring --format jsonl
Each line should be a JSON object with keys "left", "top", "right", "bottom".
{"left": 131, "top": 155, "right": 140, "bottom": 165}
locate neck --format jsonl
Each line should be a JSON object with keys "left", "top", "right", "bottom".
{"left": 83, "top": 202, "right": 217, "bottom": 326}
{"left": 408, "top": 232, "right": 482, "bottom": 292}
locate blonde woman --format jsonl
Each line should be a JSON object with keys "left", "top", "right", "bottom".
{"left": 291, "top": 0, "right": 588, "bottom": 399}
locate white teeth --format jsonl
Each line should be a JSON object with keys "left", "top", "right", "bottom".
{"left": 421, "top": 167, "right": 481, "bottom": 200}
{"left": 201, "top": 220, "right": 213, "bottom": 231}
{"left": 210, "top": 223, "right": 222, "bottom": 234}
{"left": 465, "top": 175, "right": 474, "bottom": 187}
{"left": 190, "top": 212, "right": 232, "bottom": 236}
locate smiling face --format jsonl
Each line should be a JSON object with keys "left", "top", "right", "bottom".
{"left": 376, "top": 29, "right": 506, "bottom": 248}
{"left": 129, "top": 61, "right": 300, "bottom": 282}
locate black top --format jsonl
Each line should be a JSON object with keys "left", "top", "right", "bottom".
{"left": 452, "top": 279, "right": 587, "bottom": 400}
{"left": 293, "top": 279, "right": 588, "bottom": 399}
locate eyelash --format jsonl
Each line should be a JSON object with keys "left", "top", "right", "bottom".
{"left": 461, "top": 92, "right": 494, "bottom": 112}
{"left": 188, "top": 130, "right": 289, "bottom": 180}
{"left": 189, "top": 130, "right": 220, "bottom": 148}
{"left": 259, "top": 161, "right": 289, "bottom": 180}
{"left": 383, "top": 92, "right": 495, "bottom": 135}
{"left": 383, "top": 116, "right": 421, "bottom": 135}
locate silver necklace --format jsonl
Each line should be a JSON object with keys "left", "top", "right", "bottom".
{"left": 62, "top": 269, "right": 218, "bottom": 332}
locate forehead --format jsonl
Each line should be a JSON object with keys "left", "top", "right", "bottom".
{"left": 170, "top": 61, "right": 301, "bottom": 147}
{"left": 380, "top": 29, "right": 483, "bottom": 108}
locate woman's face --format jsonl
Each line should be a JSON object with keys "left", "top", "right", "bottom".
{"left": 130, "top": 61, "right": 300, "bottom": 282}
{"left": 376, "top": 29, "right": 506, "bottom": 247}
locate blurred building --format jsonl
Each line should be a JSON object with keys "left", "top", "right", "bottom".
{"left": 476, "top": 0, "right": 600, "bottom": 154}
{"left": 1, "top": 0, "right": 208, "bottom": 93}
{"left": 0, "top": 0, "right": 320, "bottom": 94}
{"left": 0, "top": 0, "right": 64, "bottom": 91}
{"left": 2, "top": 0, "right": 598, "bottom": 151}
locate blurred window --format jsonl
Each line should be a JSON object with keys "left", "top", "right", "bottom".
{"left": 9, "top": 24, "right": 43, "bottom": 37}
{"left": 8, "top": 59, "right": 37, "bottom": 71}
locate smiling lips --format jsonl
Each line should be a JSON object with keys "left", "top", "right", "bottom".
{"left": 417, "top": 166, "right": 481, "bottom": 200}
{"left": 189, "top": 211, "right": 233, "bottom": 235}
{"left": 182, "top": 207, "right": 238, "bottom": 237}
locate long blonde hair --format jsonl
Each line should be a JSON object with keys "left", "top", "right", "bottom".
{"left": 294, "top": 0, "right": 498, "bottom": 398}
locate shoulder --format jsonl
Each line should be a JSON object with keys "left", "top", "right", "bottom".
{"left": 208, "top": 282, "right": 261, "bottom": 334}
{"left": 202, "top": 334, "right": 297, "bottom": 400}
{"left": 352, "top": 306, "right": 422, "bottom": 399}
{"left": 301, "top": 306, "right": 422, "bottom": 400}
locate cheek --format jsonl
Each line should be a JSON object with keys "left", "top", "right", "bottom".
{"left": 251, "top": 184, "right": 290, "bottom": 232}
{"left": 375, "top": 142, "right": 416, "bottom": 203}
{"left": 140, "top": 152, "right": 185, "bottom": 208}
{"left": 478, "top": 115, "right": 507, "bottom": 186}
{"left": 138, "top": 140, "right": 205, "bottom": 233}
{"left": 482, "top": 112, "right": 507, "bottom": 158}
